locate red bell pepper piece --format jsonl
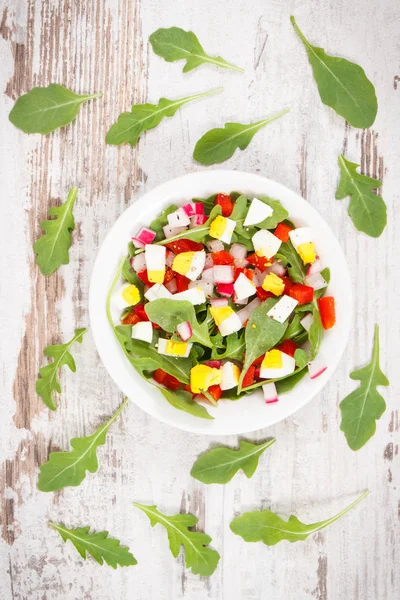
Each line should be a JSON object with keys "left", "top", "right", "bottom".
{"left": 252, "top": 354, "right": 265, "bottom": 366}
{"left": 234, "top": 267, "right": 254, "bottom": 281}
{"left": 287, "top": 283, "right": 314, "bottom": 305}
{"left": 242, "top": 365, "right": 256, "bottom": 388}
{"left": 282, "top": 276, "right": 294, "bottom": 294}
{"left": 318, "top": 296, "right": 336, "bottom": 330}
{"left": 153, "top": 368, "right": 167, "bottom": 385}
{"left": 175, "top": 273, "right": 190, "bottom": 292}
{"left": 211, "top": 250, "right": 235, "bottom": 265}
{"left": 277, "top": 339, "right": 297, "bottom": 357}
{"left": 247, "top": 253, "right": 271, "bottom": 271}
{"left": 214, "top": 193, "right": 233, "bottom": 216}
{"left": 256, "top": 286, "right": 274, "bottom": 302}
{"left": 134, "top": 304, "right": 149, "bottom": 321}
{"left": 137, "top": 269, "right": 152, "bottom": 286}
{"left": 274, "top": 223, "right": 293, "bottom": 243}
{"left": 121, "top": 310, "right": 141, "bottom": 325}
{"left": 163, "top": 267, "right": 175, "bottom": 283}
{"left": 208, "top": 384, "right": 222, "bottom": 401}
{"left": 165, "top": 239, "right": 204, "bottom": 254}
{"left": 163, "top": 373, "right": 181, "bottom": 390}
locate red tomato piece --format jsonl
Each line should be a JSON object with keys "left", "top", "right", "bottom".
{"left": 234, "top": 267, "right": 254, "bottom": 281}
{"left": 153, "top": 368, "right": 167, "bottom": 385}
{"left": 175, "top": 273, "right": 190, "bottom": 292}
{"left": 242, "top": 365, "right": 256, "bottom": 388}
{"left": 137, "top": 269, "right": 152, "bottom": 286}
{"left": 252, "top": 354, "right": 265, "bottom": 366}
{"left": 286, "top": 283, "right": 314, "bottom": 305}
{"left": 165, "top": 239, "right": 204, "bottom": 254}
{"left": 215, "top": 193, "right": 233, "bottom": 216}
{"left": 277, "top": 339, "right": 297, "bottom": 357}
{"left": 274, "top": 222, "right": 293, "bottom": 243}
{"left": 282, "top": 276, "right": 294, "bottom": 294}
{"left": 134, "top": 304, "right": 149, "bottom": 321}
{"left": 163, "top": 267, "right": 175, "bottom": 283}
{"left": 208, "top": 384, "right": 222, "bottom": 401}
{"left": 163, "top": 373, "right": 181, "bottom": 390}
{"left": 247, "top": 253, "right": 271, "bottom": 271}
{"left": 256, "top": 286, "right": 274, "bottom": 302}
{"left": 211, "top": 250, "right": 235, "bottom": 265}
{"left": 121, "top": 310, "right": 141, "bottom": 325}
{"left": 318, "top": 296, "right": 336, "bottom": 330}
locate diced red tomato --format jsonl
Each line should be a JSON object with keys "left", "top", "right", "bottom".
{"left": 211, "top": 250, "right": 235, "bottom": 265}
{"left": 277, "top": 339, "right": 297, "bottom": 357}
{"left": 247, "top": 253, "right": 271, "bottom": 271}
{"left": 214, "top": 193, "right": 233, "bottom": 217}
{"left": 121, "top": 310, "right": 141, "bottom": 325}
{"left": 152, "top": 322, "right": 161, "bottom": 330}
{"left": 286, "top": 283, "right": 314, "bottom": 305}
{"left": 163, "top": 267, "right": 175, "bottom": 283}
{"left": 153, "top": 368, "right": 167, "bottom": 385}
{"left": 256, "top": 286, "right": 274, "bottom": 302}
{"left": 208, "top": 385, "right": 222, "bottom": 401}
{"left": 137, "top": 269, "right": 152, "bottom": 286}
{"left": 175, "top": 273, "right": 190, "bottom": 292}
{"left": 165, "top": 239, "right": 204, "bottom": 254}
{"left": 282, "top": 276, "right": 294, "bottom": 294}
{"left": 318, "top": 296, "right": 336, "bottom": 330}
{"left": 134, "top": 304, "right": 149, "bottom": 321}
{"left": 252, "top": 354, "right": 265, "bottom": 366}
{"left": 242, "top": 365, "right": 256, "bottom": 388}
{"left": 234, "top": 267, "right": 254, "bottom": 281}
{"left": 274, "top": 222, "right": 293, "bottom": 243}
{"left": 163, "top": 373, "right": 181, "bottom": 390}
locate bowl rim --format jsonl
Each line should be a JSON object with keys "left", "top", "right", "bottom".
{"left": 89, "top": 169, "right": 352, "bottom": 435}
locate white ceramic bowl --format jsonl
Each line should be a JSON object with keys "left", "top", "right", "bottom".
{"left": 89, "top": 170, "right": 352, "bottom": 435}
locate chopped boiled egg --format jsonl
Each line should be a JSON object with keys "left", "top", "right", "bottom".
{"left": 262, "top": 273, "right": 284, "bottom": 296}
{"left": 234, "top": 272, "right": 256, "bottom": 301}
{"left": 157, "top": 338, "right": 192, "bottom": 358}
{"left": 145, "top": 245, "right": 166, "bottom": 283}
{"left": 210, "top": 306, "right": 242, "bottom": 336}
{"left": 113, "top": 283, "right": 141, "bottom": 312}
{"left": 297, "top": 242, "right": 316, "bottom": 265}
{"left": 289, "top": 228, "right": 316, "bottom": 265}
{"left": 220, "top": 361, "right": 241, "bottom": 390}
{"left": 172, "top": 251, "right": 206, "bottom": 281}
{"left": 174, "top": 287, "right": 206, "bottom": 305}
{"left": 209, "top": 215, "right": 236, "bottom": 244}
{"left": 190, "top": 364, "right": 222, "bottom": 393}
{"left": 252, "top": 230, "right": 281, "bottom": 259}
{"left": 144, "top": 283, "right": 172, "bottom": 302}
{"left": 260, "top": 349, "right": 296, "bottom": 379}
{"left": 243, "top": 198, "right": 273, "bottom": 227}
{"left": 167, "top": 207, "right": 191, "bottom": 227}
{"left": 267, "top": 295, "right": 298, "bottom": 323}
{"left": 131, "top": 321, "right": 153, "bottom": 343}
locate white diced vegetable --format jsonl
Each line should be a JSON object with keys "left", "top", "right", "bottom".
{"left": 244, "top": 198, "right": 273, "bottom": 226}
{"left": 131, "top": 321, "right": 153, "bottom": 343}
{"left": 252, "top": 230, "right": 282, "bottom": 259}
{"left": 267, "top": 295, "right": 298, "bottom": 323}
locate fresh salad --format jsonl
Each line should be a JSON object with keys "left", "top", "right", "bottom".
{"left": 107, "top": 192, "right": 336, "bottom": 420}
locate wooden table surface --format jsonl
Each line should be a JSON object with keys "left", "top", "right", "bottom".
{"left": 1, "top": 0, "right": 399, "bottom": 598}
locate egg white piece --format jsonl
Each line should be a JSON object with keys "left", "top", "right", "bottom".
{"left": 289, "top": 227, "right": 313, "bottom": 250}
{"left": 173, "top": 287, "right": 206, "bottom": 305}
{"left": 218, "top": 312, "right": 242, "bottom": 336}
{"left": 157, "top": 338, "right": 192, "bottom": 358}
{"left": 234, "top": 272, "right": 256, "bottom": 301}
{"left": 144, "top": 283, "right": 172, "bottom": 302}
{"left": 267, "top": 295, "right": 298, "bottom": 323}
{"left": 186, "top": 251, "right": 206, "bottom": 281}
{"left": 112, "top": 283, "right": 137, "bottom": 312}
{"left": 145, "top": 244, "right": 166, "bottom": 271}
{"left": 167, "top": 207, "right": 191, "bottom": 227}
{"left": 260, "top": 352, "right": 296, "bottom": 379}
{"left": 244, "top": 198, "right": 273, "bottom": 227}
{"left": 252, "top": 230, "right": 281, "bottom": 259}
{"left": 218, "top": 218, "right": 236, "bottom": 244}
{"left": 220, "top": 361, "right": 240, "bottom": 390}
{"left": 131, "top": 321, "right": 153, "bottom": 343}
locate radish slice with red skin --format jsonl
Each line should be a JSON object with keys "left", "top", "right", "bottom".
{"left": 263, "top": 382, "right": 279, "bottom": 404}
{"left": 206, "top": 239, "right": 224, "bottom": 253}
{"left": 266, "top": 261, "right": 286, "bottom": 277}
{"left": 132, "top": 227, "right": 156, "bottom": 248}
{"left": 131, "top": 252, "right": 146, "bottom": 273}
{"left": 163, "top": 224, "right": 187, "bottom": 239}
{"left": 203, "top": 360, "right": 222, "bottom": 368}
{"left": 202, "top": 267, "right": 215, "bottom": 281}
{"left": 165, "top": 250, "right": 175, "bottom": 267}
{"left": 167, "top": 208, "right": 191, "bottom": 227}
{"left": 214, "top": 265, "right": 234, "bottom": 283}
{"left": 237, "top": 297, "right": 261, "bottom": 324}
{"left": 308, "top": 354, "right": 327, "bottom": 379}
{"left": 182, "top": 203, "right": 204, "bottom": 217}
{"left": 210, "top": 297, "right": 228, "bottom": 307}
{"left": 176, "top": 321, "right": 193, "bottom": 341}
{"left": 229, "top": 243, "right": 248, "bottom": 261}
{"left": 216, "top": 282, "right": 234, "bottom": 297}
{"left": 204, "top": 254, "right": 214, "bottom": 269}
{"left": 307, "top": 257, "right": 323, "bottom": 276}
{"left": 190, "top": 214, "right": 208, "bottom": 227}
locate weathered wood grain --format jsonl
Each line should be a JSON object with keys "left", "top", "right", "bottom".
{"left": 0, "top": 0, "right": 399, "bottom": 598}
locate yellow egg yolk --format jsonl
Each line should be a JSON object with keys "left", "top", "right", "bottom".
{"left": 261, "top": 349, "right": 283, "bottom": 369}
{"left": 209, "top": 215, "right": 227, "bottom": 240}
{"left": 210, "top": 306, "right": 235, "bottom": 326}
{"left": 297, "top": 242, "right": 316, "bottom": 265}
{"left": 262, "top": 273, "right": 284, "bottom": 296}
{"left": 164, "top": 340, "right": 189, "bottom": 357}
{"left": 121, "top": 284, "right": 141, "bottom": 306}
{"left": 172, "top": 252, "right": 196, "bottom": 276}
{"left": 147, "top": 270, "right": 165, "bottom": 283}
{"left": 190, "top": 364, "right": 222, "bottom": 393}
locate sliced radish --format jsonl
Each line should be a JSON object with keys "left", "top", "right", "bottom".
{"left": 237, "top": 297, "right": 261, "bottom": 324}
{"left": 216, "top": 282, "right": 234, "bottom": 297}
{"left": 202, "top": 267, "right": 215, "bottom": 282}
{"left": 189, "top": 279, "right": 214, "bottom": 297}
{"left": 308, "top": 354, "right": 327, "bottom": 379}
{"left": 163, "top": 224, "right": 187, "bottom": 239}
{"left": 229, "top": 243, "right": 248, "bottom": 261}
{"left": 182, "top": 202, "right": 204, "bottom": 217}
{"left": 267, "top": 261, "right": 286, "bottom": 277}
{"left": 190, "top": 214, "right": 208, "bottom": 227}
{"left": 206, "top": 239, "right": 224, "bottom": 253}
{"left": 204, "top": 254, "right": 214, "bottom": 269}
{"left": 305, "top": 272, "right": 327, "bottom": 291}
{"left": 300, "top": 313, "right": 313, "bottom": 332}
{"left": 251, "top": 271, "right": 261, "bottom": 287}
{"left": 233, "top": 294, "right": 248, "bottom": 306}
{"left": 165, "top": 278, "right": 178, "bottom": 294}
{"left": 167, "top": 207, "right": 191, "bottom": 227}
{"left": 177, "top": 321, "right": 193, "bottom": 341}
{"left": 214, "top": 265, "right": 234, "bottom": 283}
{"left": 131, "top": 252, "right": 146, "bottom": 273}
{"left": 203, "top": 360, "right": 222, "bottom": 369}
{"left": 210, "top": 297, "right": 228, "bottom": 307}
{"left": 165, "top": 250, "right": 175, "bottom": 267}
{"left": 263, "top": 382, "right": 279, "bottom": 404}
{"left": 132, "top": 227, "right": 156, "bottom": 248}
{"left": 307, "top": 257, "right": 322, "bottom": 276}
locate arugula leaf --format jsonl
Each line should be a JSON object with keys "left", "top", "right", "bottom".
{"left": 9, "top": 84, "right": 102, "bottom": 134}
{"left": 36, "top": 327, "right": 86, "bottom": 410}
{"left": 238, "top": 299, "right": 288, "bottom": 391}
{"left": 193, "top": 109, "right": 290, "bottom": 166}
{"left": 230, "top": 490, "right": 369, "bottom": 546}
{"left": 340, "top": 325, "right": 389, "bottom": 451}
{"left": 276, "top": 240, "right": 305, "bottom": 283}
{"left": 336, "top": 154, "right": 386, "bottom": 238}
{"left": 145, "top": 299, "right": 212, "bottom": 348}
{"left": 276, "top": 368, "right": 307, "bottom": 393}
{"left": 193, "top": 194, "right": 217, "bottom": 210}
{"left": 290, "top": 17, "right": 377, "bottom": 128}
{"left": 230, "top": 195, "right": 255, "bottom": 240}
{"left": 210, "top": 331, "right": 245, "bottom": 361}
{"left": 149, "top": 26, "right": 242, "bottom": 73}
{"left": 191, "top": 439, "right": 275, "bottom": 484}
{"left": 308, "top": 306, "right": 323, "bottom": 359}
{"left": 34, "top": 187, "right": 78, "bottom": 276}
{"left": 38, "top": 398, "right": 128, "bottom": 492}
{"left": 49, "top": 522, "right": 137, "bottom": 568}
{"left": 150, "top": 205, "right": 178, "bottom": 241}
{"left": 121, "top": 257, "right": 144, "bottom": 295}
{"left": 282, "top": 314, "right": 304, "bottom": 340}
{"left": 133, "top": 503, "right": 220, "bottom": 576}
{"left": 294, "top": 348, "right": 309, "bottom": 369}
{"left": 160, "top": 388, "right": 213, "bottom": 420}
{"left": 156, "top": 205, "right": 221, "bottom": 245}
{"left": 314, "top": 267, "right": 331, "bottom": 300}
{"left": 256, "top": 197, "right": 289, "bottom": 229}
{"left": 106, "top": 89, "right": 222, "bottom": 147}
